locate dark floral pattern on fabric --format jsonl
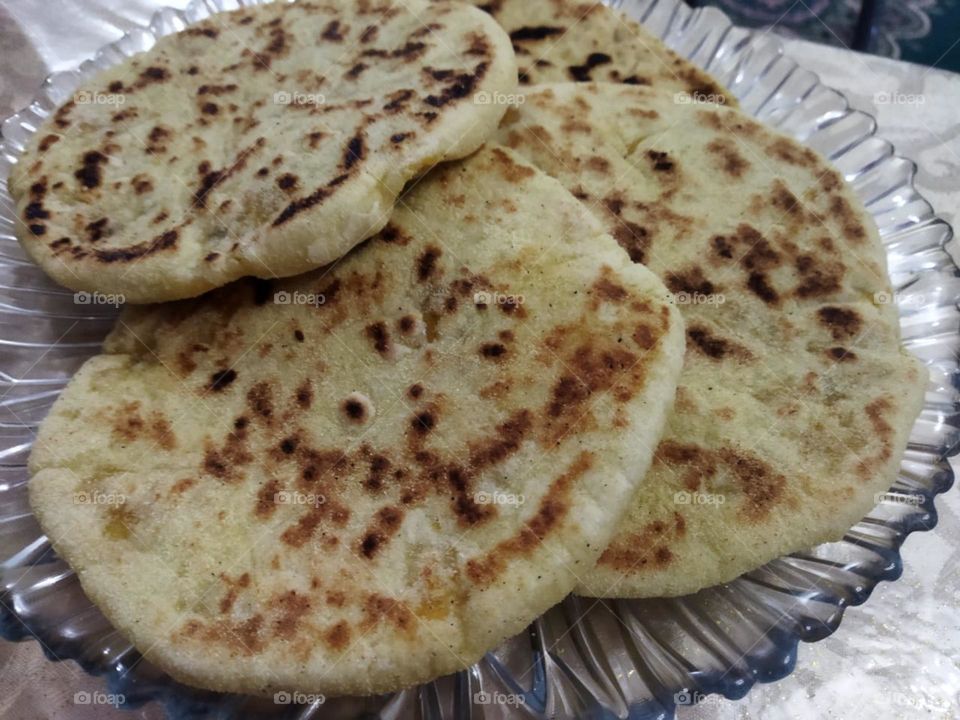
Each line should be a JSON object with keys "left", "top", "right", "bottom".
{"left": 694, "top": 0, "right": 960, "bottom": 70}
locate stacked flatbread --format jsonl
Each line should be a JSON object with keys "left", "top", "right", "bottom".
{"left": 29, "top": 144, "right": 685, "bottom": 695}
{"left": 467, "top": 0, "right": 734, "bottom": 102}
{"left": 491, "top": 83, "right": 925, "bottom": 597}
{"left": 11, "top": 0, "right": 517, "bottom": 301}
{"left": 14, "top": 0, "right": 925, "bottom": 700}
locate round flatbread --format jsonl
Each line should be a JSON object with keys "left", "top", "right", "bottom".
{"left": 28, "top": 145, "right": 685, "bottom": 695}
{"left": 11, "top": 0, "right": 517, "bottom": 302}
{"left": 492, "top": 83, "right": 926, "bottom": 598}
{"left": 469, "top": 0, "right": 732, "bottom": 101}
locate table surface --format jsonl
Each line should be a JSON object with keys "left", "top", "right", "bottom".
{"left": 1, "top": 3, "right": 958, "bottom": 719}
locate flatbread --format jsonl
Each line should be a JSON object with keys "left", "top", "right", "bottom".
{"left": 492, "top": 83, "right": 927, "bottom": 598}
{"left": 28, "top": 146, "right": 685, "bottom": 695}
{"left": 11, "top": 0, "right": 517, "bottom": 302}
{"left": 469, "top": 0, "right": 733, "bottom": 101}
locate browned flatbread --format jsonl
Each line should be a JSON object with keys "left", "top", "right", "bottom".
{"left": 10, "top": 0, "right": 517, "bottom": 302}
{"left": 491, "top": 83, "right": 926, "bottom": 597}
{"left": 469, "top": 0, "right": 733, "bottom": 102}
{"left": 28, "top": 146, "right": 685, "bottom": 694}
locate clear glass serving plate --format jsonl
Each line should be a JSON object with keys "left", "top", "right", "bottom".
{"left": 1, "top": 0, "right": 957, "bottom": 718}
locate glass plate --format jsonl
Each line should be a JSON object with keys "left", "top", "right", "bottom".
{"left": 1, "top": 0, "right": 957, "bottom": 718}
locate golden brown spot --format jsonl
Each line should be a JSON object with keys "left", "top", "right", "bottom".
{"left": 208, "top": 368, "right": 237, "bottom": 392}
{"left": 324, "top": 621, "right": 351, "bottom": 650}
{"left": 341, "top": 396, "right": 368, "bottom": 423}
{"left": 717, "top": 448, "right": 786, "bottom": 521}
{"left": 542, "top": 341, "right": 644, "bottom": 444}
{"left": 218, "top": 572, "right": 250, "bottom": 614}
{"left": 568, "top": 52, "right": 611, "bottom": 81}
{"left": 817, "top": 306, "right": 862, "bottom": 340}
{"left": 246, "top": 381, "right": 274, "bottom": 421}
{"left": 612, "top": 221, "right": 650, "bottom": 263}
{"left": 169, "top": 478, "right": 196, "bottom": 496}
{"left": 38, "top": 134, "right": 59, "bottom": 152}
{"left": 827, "top": 346, "right": 858, "bottom": 362}
{"left": 686, "top": 324, "right": 753, "bottom": 361}
{"left": 103, "top": 503, "right": 136, "bottom": 540}
{"left": 379, "top": 223, "right": 410, "bottom": 245}
{"left": 747, "top": 272, "right": 779, "bottom": 304}
{"left": 272, "top": 590, "right": 310, "bottom": 639}
{"left": 480, "top": 342, "right": 506, "bottom": 359}
{"left": 771, "top": 180, "right": 803, "bottom": 218}
{"left": 255, "top": 478, "right": 281, "bottom": 518}
{"left": 179, "top": 614, "right": 264, "bottom": 655}
{"left": 442, "top": 465, "right": 493, "bottom": 526}
{"left": 865, "top": 398, "right": 894, "bottom": 442}
{"left": 201, "top": 416, "right": 253, "bottom": 483}
{"left": 360, "top": 594, "right": 414, "bottom": 633}
{"left": 598, "top": 517, "right": 679, "bottom": 570}
{"left": 417, "top": 246, "right": 442, "bottom": 282}
{"left": 295, "top": 380, "right": 313, "bottom": 409}
{"left": 358, "top": 506, "right": 404, "bottom": 558}
{"left": 74, "top": 151, "right": 107, "bottom": 189}
{"left": 706, "top": 138, "right": 750, "bottom": 177}
{"left": 469, "top": 409, "right": 532, "bottom": 470}
{"left": 365, "top": 321, "right": 391, "bottom": 357}
{"left": 276, "top": 173, "right": 298, "bottom": 191}
{"left": 490, "top": 147, "right": 535, "bottom": 183}
{"left": 856, "top": 398, "right": 897, "bottom": 480}
{"left": 342, "top": 134, "right": 365, "bottom": 170}
{"left": 411, "top": 410, "right": 436, "bottom": 434}
{"left": 109, "top": 402, "right": 176, "bottom": 450}
{"left": 466, "top": 452, "right": 593, "bottom": 587}
{"left": 632, "top": 325, "right": 655, "bottom": 350}
{"left": 280, "top": 507, "right": 325, "bottom": 548}
{"left": 790, "top": 246, "right": 844, "bottom": 299}
{"left": 769, "top": 137, "right": 817, "bottom": 167}
{"left": 365, "top": 454, "right": 390, "bottom": 492}
{"left": 646, "top": 150, "right": 674, "bottom": 172}
{"left": 590, "top": 268, "right": 628, "bottom": 307}
{"left": 135, "top": 66, "right": 170, "bottom": 88}
{"left": 666, "top": 266, "right": 715, "bottom": 296}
